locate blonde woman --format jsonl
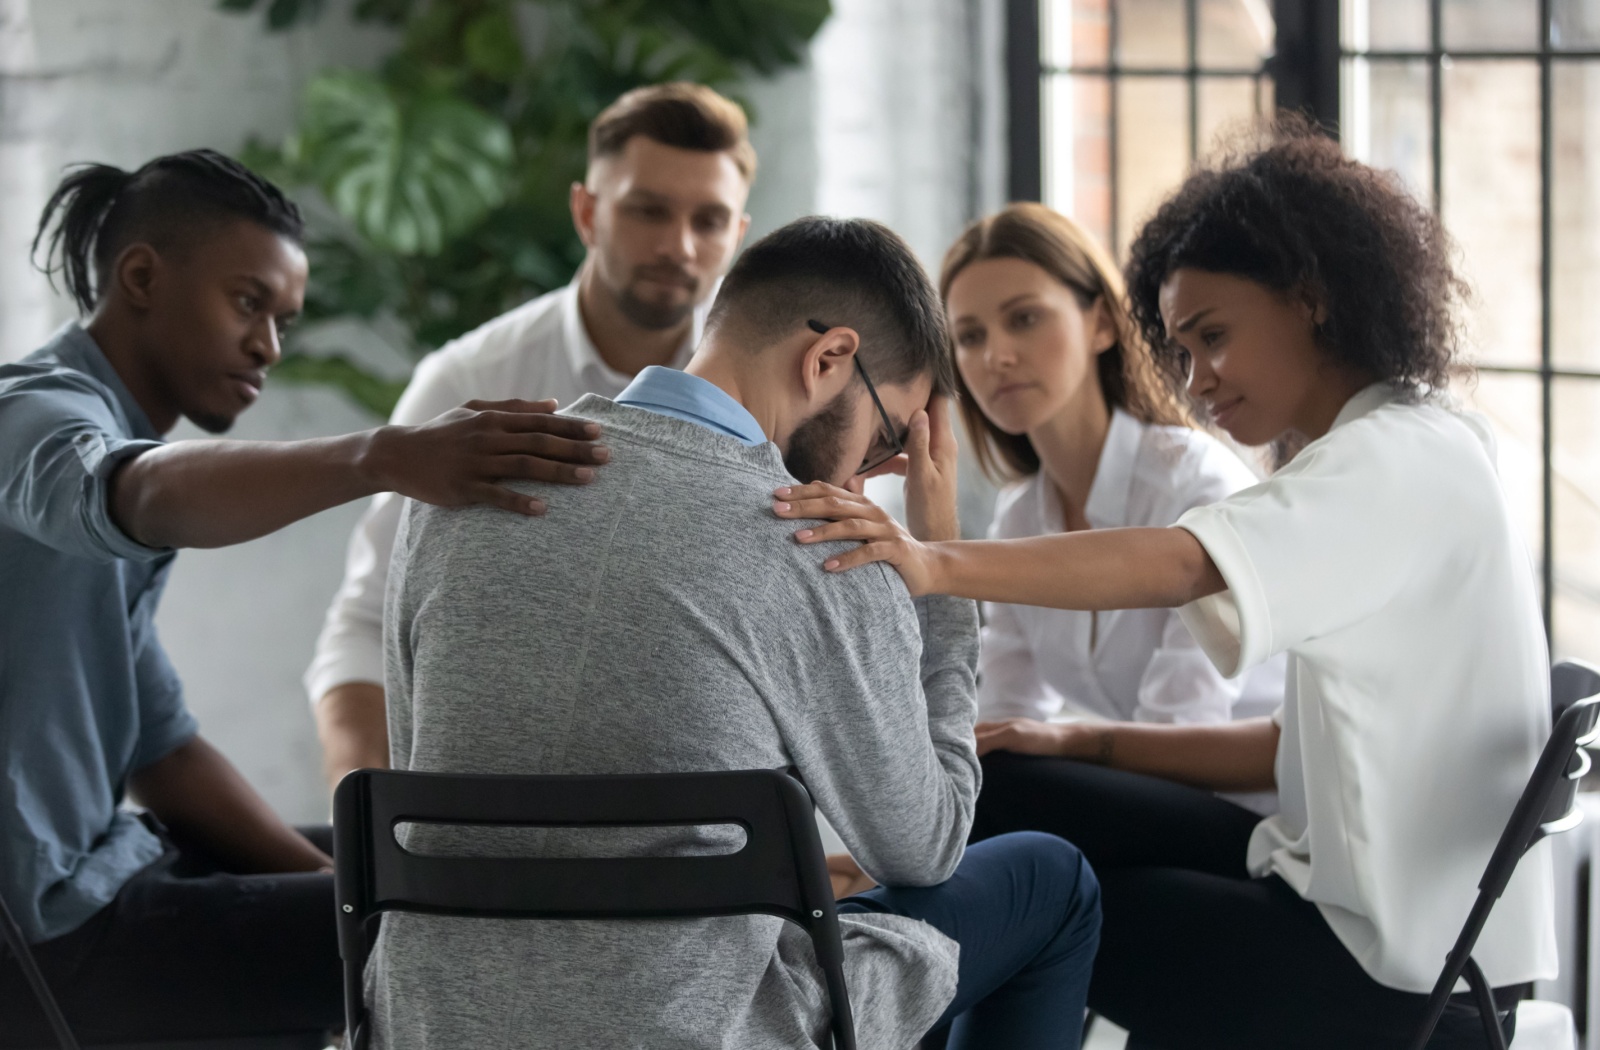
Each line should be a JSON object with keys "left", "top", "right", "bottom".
{"left": 944, "top": 203, "right": 1281, "bottom": 737}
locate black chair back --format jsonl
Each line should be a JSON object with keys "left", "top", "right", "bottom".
{"left": 333, "top": 767, "right": 858, "bottom": 1050}
{"left": 1408, "top": 660, "right": 1600, "bottom": 1050}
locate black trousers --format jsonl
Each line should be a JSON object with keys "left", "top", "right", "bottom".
{"left": 0, "top": 825, "right": 341, "bottom": 1047}
{"left": 971, "top": 754, "right": 1524, "bottom": 1050}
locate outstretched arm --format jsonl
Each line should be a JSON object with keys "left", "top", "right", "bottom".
{"left": 775, "top": 491, "right": 1225, "bottom": 611}
{"left": 111, "top": 399, "right": 606, "bottom": 550}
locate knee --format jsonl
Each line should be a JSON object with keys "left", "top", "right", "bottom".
{"left": 989, "top": 831, "right": 1101, "bottom": 922}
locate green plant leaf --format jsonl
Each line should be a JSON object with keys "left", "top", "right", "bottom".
{"left": 268, "top": 352, "right": 411, "bottom": 418}
{"left": 297, "top": 70, "right": 514, "bottom": 256}
{"left": 644, "top": 0, "right": 832, "bottom": 75}
{"left": 463, "top": 8, "right": 523, "bottom": 82}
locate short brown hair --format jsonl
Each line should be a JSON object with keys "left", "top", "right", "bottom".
{"left": 588, "top": 82, "right": 757, "bottom": 182}
{"left": 940, "top": 202, "right": 1191, "bottom": 484}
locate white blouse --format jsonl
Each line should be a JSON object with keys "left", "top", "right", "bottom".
{"left": 1177, "top": 383, "right": 1557, "bottom": 992}
{"left": 979, "top": 409, "right": 1284, "bottom": 726}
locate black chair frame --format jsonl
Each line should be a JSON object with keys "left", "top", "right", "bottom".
{"left": 333, "top": 767, "right": 858, "bottom": 1050}
{"left": 1408, "top": 660, "right": 1600, "bottom": 1050}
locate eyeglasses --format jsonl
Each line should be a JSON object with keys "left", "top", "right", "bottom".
{"left": 807, "top": 320, "right": 906, "bottom": 475}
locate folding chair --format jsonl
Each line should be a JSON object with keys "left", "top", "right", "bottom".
{"left": 0, "top": 881, "right": 325, "bottom": 1050}
{"left": 333, "top": 766, "right": 858, "bottom": 1050}
{"left": 1407, "top": 660, "right": 1600, "bottom": 1050}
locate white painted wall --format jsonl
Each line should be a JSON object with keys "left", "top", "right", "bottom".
{"left": 1, "top": 0, "right": 1005, "bottom": 824}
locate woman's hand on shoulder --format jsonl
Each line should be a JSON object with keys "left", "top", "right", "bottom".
{"left": 772, "top": 396, "right": 958, "bottom": 596}
{"left": 772, "top": 482, "right": 941, "bottom": 595}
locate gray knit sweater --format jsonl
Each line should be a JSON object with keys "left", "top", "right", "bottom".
{"left": 373, "top": 395, "right": 981, "bottom": 1050}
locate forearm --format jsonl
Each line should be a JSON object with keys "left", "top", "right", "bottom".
{"left": 128, "top": 736, "right": 331, "bottom": 872}
{"left": 1071, "top": 717, "right": 1279, "bottom": 793}
{"left": 112, "top": 431, "right": 382, "bottom": 549}
{"left": 927, "top": 526, "right": 1225, "bottom": 610}
{"left": 316, "top": 681, "right": 391, "bottom": 790}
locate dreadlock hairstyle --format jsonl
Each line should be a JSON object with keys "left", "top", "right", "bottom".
{"left": 31, "top": 149, "right": 304, "bottom": 317}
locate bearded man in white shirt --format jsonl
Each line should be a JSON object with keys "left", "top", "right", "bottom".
{"left": 307, "top": 82, "right": 755, "bottom": 787}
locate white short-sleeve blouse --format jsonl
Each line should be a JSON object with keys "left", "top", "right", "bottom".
{"left": 1177, "top": 383, "right": 1557, "bottom": 992}
{"left": 978, "top": 409, "right": 1285, "bottom": 726}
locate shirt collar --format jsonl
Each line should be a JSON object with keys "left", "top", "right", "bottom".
{"left": 1330, "top": 382, "right": 1406, "bottom": 431}
{"left": 51, "top": 323, "right": 162, "bottom": 441}
{"left": 560, "top": 276, "right": 707, "bottom": 384}
{"left": 615, "top": 366, "right": 767, "bottom": 447}
{"left": 1084, "top": 408, "right": 1140, "bottom": 529}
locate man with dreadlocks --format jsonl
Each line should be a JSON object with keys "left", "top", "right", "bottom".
{"left": 0, "top": 150, "right": 606, "bottom": 1044}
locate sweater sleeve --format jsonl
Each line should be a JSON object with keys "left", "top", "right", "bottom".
{"left": 770, "top": 564, "right": 980, "bottom": 888}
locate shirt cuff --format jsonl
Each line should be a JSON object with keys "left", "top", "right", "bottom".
{"left": 81, "top": 436, "right": 171, "bottom": 562}
{"left": 1176, "top": 508, "right": 1273, "bottom": 678}
{"left": 130, "top": 706, "right": 200, "bottom": 772}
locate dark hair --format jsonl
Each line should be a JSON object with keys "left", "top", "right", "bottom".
{"left": 589, "top": 82, "right": 757, "bottom": 182}
{"left": 1124, "top": 115, "right": 1469, "bottom": 397}
{"left": 32, "top": 149, "right": 304, "bottom": 316}
{"left": 707, "top": 216, "right": 955, "bottom": 397}
{"left": 940, "top": 202, "right": 1191, "bottom": 483}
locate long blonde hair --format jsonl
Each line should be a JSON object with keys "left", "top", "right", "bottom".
{"left": 939, "top": 202, "right": 1190, "bottom": 484}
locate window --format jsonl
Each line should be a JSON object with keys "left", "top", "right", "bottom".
{"left": 1342, "top": 0, "right": 1600, "bottom": 658}
{"left": 1013, "top": 0, "right": 1600, "bottom": 661}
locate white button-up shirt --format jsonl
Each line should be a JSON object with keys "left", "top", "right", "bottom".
{"left": 1178, "top": 383, "right": 1556, "bottom": 991}
{"left": 978, "top": 409, "right": 1285, "bottom": 726}
{"left": 303, "top": 280, "right": 703, "bottom": 705}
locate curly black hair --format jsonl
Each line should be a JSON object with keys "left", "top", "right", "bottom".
{"left": 1124, "top": 115, "right": 1470, "bottom": 396}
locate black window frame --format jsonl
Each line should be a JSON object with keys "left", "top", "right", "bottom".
{"left": 1008, "top": 0, "right": 1600, "bottom": 641}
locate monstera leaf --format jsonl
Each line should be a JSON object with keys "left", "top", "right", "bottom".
{"left": 644, "top": 0, "right": 831, "bottom": 75}
{"left": 295, "top": 71, "right": 514, "bottom": 256}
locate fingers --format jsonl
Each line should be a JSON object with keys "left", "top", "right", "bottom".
{"left": 499, "top": 456, "right": 598, "bottom": 486}
{"left": 774, "top": 481, "right": 858, "bottom": 503}
{"left": 974, "top": 723, "right": 1018, "bottom": 757}
{"left": 463, "top": 398, "right": 559, "bottom": 414}
{"left": 483, "top": 410, "right": 602, "bottom": 440}
{"left": 474, "top": 483, "right": 547, "bottom": 516}
{"left": 790, "top": 518, "right": 893, "bottom": 545}
{"left": 926, "top": 395, "right": 958, "bottom": 459}
{"left": 820, "top": 542, "right": 897, "bottom": 573}
{"left": 773, "top": 495, "right": 887, "bottom": 524}
{"left": 905, "top": 408, "right": 931, "bottom": 465}
{"left": 492, "top": 430, "right": 610, "bottom": 464}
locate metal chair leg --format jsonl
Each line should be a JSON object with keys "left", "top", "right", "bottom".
{"left": 1463, "top": 957, "right": 1509, "bottom": 1050}
{"left": 0, "top": 889, "right": 82, "bottom": 1050}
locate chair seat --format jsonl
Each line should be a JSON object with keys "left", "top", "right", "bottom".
{"left": 1510, "top": 1000, "right": 1576, "bottom": 1050}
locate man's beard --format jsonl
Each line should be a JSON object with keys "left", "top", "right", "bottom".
{"left": 782, "top": 390, "right": 852, "bottom": 485}
{"left": 612, "top": 265, "right": 699, "bottom": 331}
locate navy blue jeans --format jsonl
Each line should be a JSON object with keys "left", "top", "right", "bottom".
{"left": 839, "top": 830, "right": 1101, "bottom": 1050}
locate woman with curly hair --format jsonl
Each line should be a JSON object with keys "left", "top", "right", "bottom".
{"left": 775, "top": 120, "right": 1555, "bottom": 1048}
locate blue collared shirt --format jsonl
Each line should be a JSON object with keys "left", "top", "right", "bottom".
{"left": 0, "top": 323, "right": 198, "bottom": 943}
{"left": 615, "top": 366, "right": 767, "bottom": 446}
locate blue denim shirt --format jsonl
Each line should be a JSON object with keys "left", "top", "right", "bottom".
{"left": 0, "top": 323, "right": 198, "bottom": 943}
{"left": 615, "top": 366, "right": 766, "bottom": 446}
